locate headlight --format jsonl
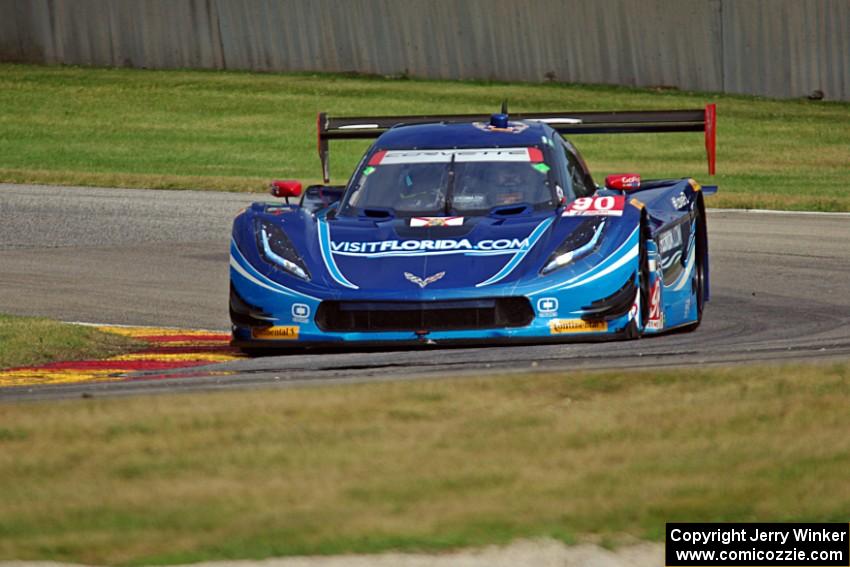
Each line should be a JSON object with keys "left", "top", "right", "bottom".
{"left": 256, "top": 220, "right": 311, "bottom": 281}
{"left": 541, "top": 218, "right": 606, "bottom": 275}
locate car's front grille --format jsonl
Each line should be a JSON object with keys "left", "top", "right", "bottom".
{"left": 315, "top": 298, "right": 534, "bottom": 332}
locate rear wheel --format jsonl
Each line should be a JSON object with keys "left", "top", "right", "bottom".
{"left": 682, "top": 204, "right": 707, "bottom": 332}
{"left": 638, "top": 218, "right": 650, "bottom": 326}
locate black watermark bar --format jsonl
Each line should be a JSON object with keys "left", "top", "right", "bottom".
{"left": 666, "top": 523, "right": 849, "bottom": 566}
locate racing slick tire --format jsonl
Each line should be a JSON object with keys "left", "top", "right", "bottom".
{"left": 680, "top": 201, "right": 707, "bottom": 332}
{"left": 624, "top": 215, "right": 651, "bottom": 339}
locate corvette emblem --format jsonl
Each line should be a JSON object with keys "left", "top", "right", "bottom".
{"left": 404, "top": 271, "right": 445, "bottom": 288}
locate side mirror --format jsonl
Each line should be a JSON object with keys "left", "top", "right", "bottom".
{"left": 270, "top": 180, "right": 303, "bottom": 200}
{"left": 605, "top": 174, "right": 641, "bottom": 191}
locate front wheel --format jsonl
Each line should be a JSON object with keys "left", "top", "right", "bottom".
{"left": 624, "top": 217, "right": 650, "bottom": 339}
{"left": 237, "top": 345, "right": 276, "bottom": 357}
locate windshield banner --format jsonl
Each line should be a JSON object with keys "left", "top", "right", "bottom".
{"left": 372, "top": 147, "right": 542, "bottom": 165}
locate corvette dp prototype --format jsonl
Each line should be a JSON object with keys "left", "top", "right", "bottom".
{"left": 230, "top": 106, "right": 717, "bottom": 349}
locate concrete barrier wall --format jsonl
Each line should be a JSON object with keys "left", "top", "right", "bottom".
{"left": 721, "top": 0, "right": 850, "bottom": 101}
{"left": 1, "top": 0, "right": 847, "bottom": 100}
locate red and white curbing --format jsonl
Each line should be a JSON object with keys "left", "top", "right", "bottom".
{"left": 0, "top": 326, "right": 242, "bottom": 387}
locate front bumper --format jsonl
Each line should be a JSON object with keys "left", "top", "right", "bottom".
{"left": 230, "top": 282, "right": 639, "bottom": 349}
{"left": 229, "top": 228, "right": 653, "bottom": 349}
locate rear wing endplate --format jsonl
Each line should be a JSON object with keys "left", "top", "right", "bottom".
{"left": 317, "top": 104, "right": 716, "bottom": 182}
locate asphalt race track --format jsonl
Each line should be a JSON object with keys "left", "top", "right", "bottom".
{"left": 2, "top": 183, "right": 850, "bottom": 400}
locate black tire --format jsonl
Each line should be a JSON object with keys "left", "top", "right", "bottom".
{"left": 681, "top": 203, "right": 707, "bottom": 332}
{"left": 694, "top": 204, "right": 707, "bottom": 325}
{"left": 639, "top": 217, "right": 651, "bottom": 326}
{"left": 625, "top": 216, "right": 650, "bottom": 339}
{"left": 238, "top": 347, "right": 275, "bottom": 357}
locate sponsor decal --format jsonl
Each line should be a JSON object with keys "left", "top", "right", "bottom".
{"left": 671, "top": 192, "right": 689, "bottom": 209}
{"left": 563, "top": 196, "right": 626, "bottom": 217}
{"left": 537, "top": 297, "right": 559, "bottom": 317}
{"left": 331, "top": 237, "right": 529, "bottom": 258}
{"left": 375, "top": 147, "right": 535, "bottom": 165}
{"left": 629, "top": 289, "right": 640, "bottom": 322}
{"left": 549, "top": 319, "right": 608, "bottom": 334}
{"left": 646, "top": 280, "right": 664, "bottom": 330}
{"left": 403, "top": 271, "right": 445, "bottom": 288}
{"left": 621, "top": 175, "right": 640, "bottom": 188}
{"left": 606, "top": 174, "right": 640, "bottom": 190}
{"left": 252, "top": 326, "right": 300, "bottom": 340}
{"left": 658, "top": 227, "right": 683, "bottom": 254}
{"left": 291, "top": 303, "right": 311, "bottom": 323}
{"left": 409, "top": 216, "right": 464, "bottom": 228}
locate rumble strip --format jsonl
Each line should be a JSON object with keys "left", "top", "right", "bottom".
{"left": 0, "top": 326, "right": 243, "bottom": 387}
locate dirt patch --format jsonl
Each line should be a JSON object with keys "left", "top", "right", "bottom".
{"left": 1, "top": 541, "right": 663, "bottom": 567}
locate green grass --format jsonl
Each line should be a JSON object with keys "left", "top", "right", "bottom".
{"left": 0, "top": 315, "right": 141, "bottom": 370}
{"left": 1, "top": 362, "right": 848, "bottom": 564}
{"left": 1, "top": 63, "right": 849, "bottom": 210}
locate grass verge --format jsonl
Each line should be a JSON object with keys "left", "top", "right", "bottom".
{"left": 1, "top": 64, "right": 849, "bottom": 210}
{"left": 0, "top": 315, "right": 141, "bottom": 370}
{"left": 1, "top": 362, "right": 847, "bottom": 565}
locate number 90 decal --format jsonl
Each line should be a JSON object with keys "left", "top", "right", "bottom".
{"left": 563, "top": 196, "right": 626, "bottom": 217}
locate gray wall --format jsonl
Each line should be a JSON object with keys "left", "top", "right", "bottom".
{"left": 1, "top": 0, "right": 848, "bottom": 100}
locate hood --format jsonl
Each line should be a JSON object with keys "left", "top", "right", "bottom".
{"left": 319, "top": 214, "right": 557, "bottom": 293}
{"left": 235, "top": 202, "right": 642, "bottom": 299}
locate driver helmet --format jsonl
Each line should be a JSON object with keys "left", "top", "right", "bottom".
{"left": 494, "top": 168, "right": 524, "bottom": 188}
{"left": 398, "top": 165, "right": 444, "bottom": 208}
{"left": 490, "top": 166, "right": 527, "bottom": 204}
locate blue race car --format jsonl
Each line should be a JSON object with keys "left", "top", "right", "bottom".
{"left": 230, "top": 105, "right": 717, "bottom": 350}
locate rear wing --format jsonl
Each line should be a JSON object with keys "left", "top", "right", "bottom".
{"left": 316, "top": 104, "right": 716, "bottom": 182}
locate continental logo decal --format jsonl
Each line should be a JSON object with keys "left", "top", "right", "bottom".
{"left": 252, "top": 326, "right": 300, "bottom": 340}
{"left": 549, "top": 319, "right": 608, "bottom": 334}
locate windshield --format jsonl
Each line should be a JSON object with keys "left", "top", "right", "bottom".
{"left": 340, "top": 147, "right": 556, "bottom": 217}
